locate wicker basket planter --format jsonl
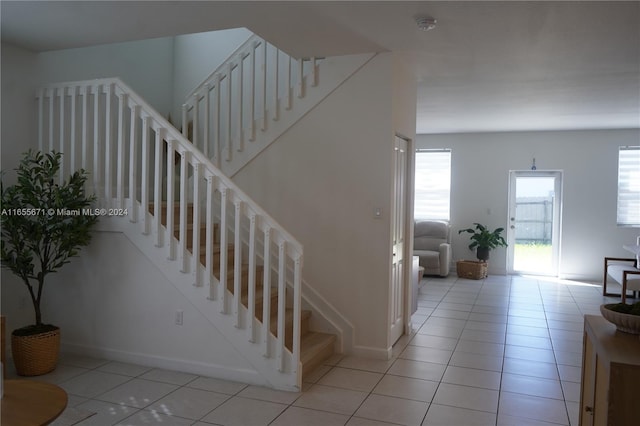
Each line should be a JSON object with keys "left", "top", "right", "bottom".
{"left": 456, "top": 260, "right": 488, "bottom": 280}
{"left": 11, "top": 327, "right": 60, "bottom": 376}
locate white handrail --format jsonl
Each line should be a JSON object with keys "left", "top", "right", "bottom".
{"left": 36, "top": 77, "right": 304, "bottom": 388}
{"left": 181, "top": 34, "right": 319, "bottom": 172}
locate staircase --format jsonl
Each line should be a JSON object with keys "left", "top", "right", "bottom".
{"left": 31, "top": 31, "right": 370, "bottom": 390}
{"left": 150, "top": 201, "right": 336, "bottom": 378}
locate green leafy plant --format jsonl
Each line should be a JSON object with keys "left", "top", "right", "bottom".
{"left": 1, "top": 150, "right": 98, "bottom": 335}
{"left": 458, "top": 223, "right": 507, "bottom": 261}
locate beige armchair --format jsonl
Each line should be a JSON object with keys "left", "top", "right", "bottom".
{"left": 414, "top": 220, "right": 451, "bottom": 277}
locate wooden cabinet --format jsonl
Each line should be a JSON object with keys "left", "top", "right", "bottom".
{"left": 579, "top": 315, "right": 640, "bottom": 426}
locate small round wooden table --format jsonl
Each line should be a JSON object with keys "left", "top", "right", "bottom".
{"left": 1, "top": 380, "right": 68, "bottom": 426}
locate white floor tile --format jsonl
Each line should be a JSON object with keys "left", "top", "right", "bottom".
{"left": 355, "top": 394, "right": 430, "bottom": 426}
{"left": 139, "top": 368, "right": 198, "bottom": 385}
{"left": 441, "top": 366, "right": 501, "bottom": 390}
{"left": 293, "top": 383, "right": 368, "bottom": 415}
{"left": 372, "top": 374, "right": 439, "bottom": 402}
{"left": 498, "top": 392, "right": 569, "bottom": 425}
{"left": 501, "top": 373, "right": 564, "bottom": 400}
{"left": 433, "top": 383, "right": 499, "bottom": 413}
{"left": 60, "top": 370, "right": 131, "bottom": 398}
{"left": 271, "top": 406, "right": 349, "bottom": 426}
{"left": 74, "top": 399, "right": 139, "bottom": 426}
{"left": 400, "top": 345, "right": 453, "bottom": 365}
{"left": 187, "top": 376, "right": 248, "bottom": 394}
{"left": 387, "top": 358, "right": 447, "bottom": 382}
{"left": 116, "top": 410, "right": 193, "bottom": 425}
{"left": 146, "top": 386, "right": 229, "bottom": 419}
{"left": 423, "top": 404, "right": 497, "bottom": 425}
{"left": 97, "top": 378, "right": 178, "bottom": 408}
{"left": 237, "top": 385, "right": 302, "bottom": 404}
{"left": 317, "top": 366, "right": 383, "bottom": 392}
{"left": 202, "top": 396, "right": 287, "bottom": 426}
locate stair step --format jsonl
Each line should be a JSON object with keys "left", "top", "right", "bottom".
{"left": 148, "top": 202, "right": 193, "bottom": 227}
{"left": 300, "top": 332, "right": 336, "bottom": 377}
{"left": 269, "top": 309, "right": 311, "bottom": 350}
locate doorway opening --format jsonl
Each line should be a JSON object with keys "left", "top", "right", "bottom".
{"left": 507, "top": 171, "right": 563, "bottom": 276}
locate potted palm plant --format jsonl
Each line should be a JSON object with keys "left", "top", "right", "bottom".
{"left": 1, "top": 150, "right": 98, "bottom": 376}
{"left": 458, "top": 223, "right": 508, "bottom": 261}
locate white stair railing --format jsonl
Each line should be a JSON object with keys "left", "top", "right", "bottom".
{"left": 36, "top": 77, "right": 304, "bottom": 389}
{"left": 182, "top": 34, "right": 319, "bottom": 169}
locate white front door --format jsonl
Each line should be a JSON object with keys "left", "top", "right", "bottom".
{"left": 390, "top": 136, "right": 408, "bottom": 345}
{"left": 507, "top": 171, "right": 563, "bottom": 276}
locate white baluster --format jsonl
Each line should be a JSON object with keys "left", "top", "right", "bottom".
{"left": 226, "top": 63, "right": 233, "bottom": 162}
{"left": 286, "top": 55, "right": 292, "bottom": 110}
{"left": 82, "top": 85, "right": 90, "bottom": 170}
{"left": 129, "top": 104, "right": 140, "bottom": 222}
{"left": 154, "top": 126, "right": 164, "bottom": 247}
{"left": 249, "top": 43, "right": 257, "bottom": 141}
{"left": 203, "top": 84, "right": 210, "bottom": 158}
{"left": 105, "top": 83, "right": 114, "bottom": 207}
{"left": 262, "top": 227, "right": 272, "bottom": 357}
{"left": 236, "top": 54, "right": 244, "bottom": 152}
{"left": 38, "top": 89, "right": 44, "bottom": 151}
{"left": 206, "top": 174, "right": 216, "bottom": 299}
{"left": 276, "top": 240, "right": 287, "bottom": 372}
{"left": 219, "top": 187, "right": 229, "bottom": 313}
{"left": 179, "top": 149, "right": 189, "bottom": 272}
{"left": 116, "top": 92, "right": 127, "bottom": 209}
{"left": 192, "top": 162, "right": 202, "bottom": 286}
{"left": 292, "top": 254, "right": 303, "bottom": 380}
{"left": 213, "top": 74, "right": 221, "bottom": 168}
{"left": 247, "top": 213, "right": 257, "bottom": 342}
{"left": 59, "top": 88, "right": 65, "bottom": 184}
{"left": 233, "top": 200, "right": 243, "bottom": 327}
{"left": 93, "top": 84, "right": 102, "bottom": 198}
{"left": 311, "top": 57, "right": 318, "bottom": 87}
{"left": 166, "top": 139, "right": 176, "bottom": 260}
{"left": 273, "top": 49, "right": 280, "bottom": 121}
{"left": 141, "top": 116, "right": 150, "bottom": 234}
{"left": 261, "top": 41, "right": 268, "bottom": 131}
{"left": 70, "top": 86, "right": 77, "bottom": 172}
{"left": 48, "top": 90, "right": 54, "bottom": 152}
{"left": 192, "top": 95, "right": 199, "bottom": 149}
{"left": 297, "top": 58, "right": 304, "bottom": 99}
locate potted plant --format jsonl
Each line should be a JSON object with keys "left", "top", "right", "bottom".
{"left": 1, "top": 150, "right": 98, "bottom": 376}
{"left": 458, "top": 223, "right": 508, "bottom": 261}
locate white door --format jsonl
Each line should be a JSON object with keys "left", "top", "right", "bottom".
{"left": 390, "top": 136, "right": 408, "bottom": 345}
{"left": 507, "top": 171, "right": 563, "bottom": 276}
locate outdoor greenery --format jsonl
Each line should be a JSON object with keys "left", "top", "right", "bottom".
{"left": 1, "top": 150, "right": 98, "bottom": 335}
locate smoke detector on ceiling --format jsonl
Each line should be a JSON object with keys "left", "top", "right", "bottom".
{"left": 416, "top": 16, "right": 437, "bottom": 31}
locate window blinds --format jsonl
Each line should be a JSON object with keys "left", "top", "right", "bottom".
{"left": 414, "top": 149, "right": 451, "bottom": 221}
{"left": 617, "top": 146, "right": 640, "bottom": 227}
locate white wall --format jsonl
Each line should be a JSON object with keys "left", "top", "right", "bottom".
{"left": 233, "top": 53, "right": 416, "bottom": 357}
{"left": 40, "top": 231, "right": 261, "bottom": 383}
{"left": 172, "top": 28, "right": 252, "bottom": 120}
{"left": 416, "top": 129, "right": 640, "bottom": 281}
{"left": 1, "top": 43, "right": 39, "bottom": 175}
{"left": 37, "top": 37, "right": 175, "bottom": 116}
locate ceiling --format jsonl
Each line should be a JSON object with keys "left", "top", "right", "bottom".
{"left": 2, "top": 1, "right": 639, "bottom": 134}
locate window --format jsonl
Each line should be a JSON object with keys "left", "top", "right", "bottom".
{"left": 414, "top": 149, "right": 451, "bottom": 221}
{"left": 617, "top": 146, "right": 640, "bottom": 227}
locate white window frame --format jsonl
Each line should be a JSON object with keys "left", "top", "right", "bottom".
{"left": 414, "top": 149, "right": 451, "bottom": 221}
{"left": 617, "top": 146, "right": 640, "bottom": 227}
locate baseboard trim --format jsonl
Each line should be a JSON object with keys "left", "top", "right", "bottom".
{"left": 351, "top": 344, "right": 392, "bottom": 360}
{"left": 61, "top": 342, "right": 267, "bottom": 386}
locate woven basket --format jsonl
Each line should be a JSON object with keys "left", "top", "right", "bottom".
{"left": 456, "top": 260, "right": 488, "bottom": 280}
{"left": 11, "top": 327, "right": 60, "bottom": 376}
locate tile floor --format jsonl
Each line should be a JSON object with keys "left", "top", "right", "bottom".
{"left": 7, "top": 274, "right": 621, "bottom": 425}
